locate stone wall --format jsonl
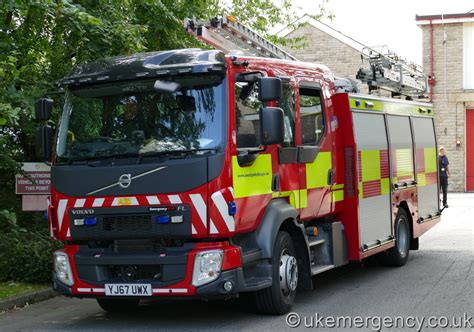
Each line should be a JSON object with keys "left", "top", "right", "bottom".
{"left": 284, "top": 24, "right": 364, "bottom": 84}
{"left": 421, "top": 22, "right": 474, "bottom": 192}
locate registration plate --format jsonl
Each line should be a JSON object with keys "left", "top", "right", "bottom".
{"left": 105, "top": 284, "right": 152, "bottom": 296}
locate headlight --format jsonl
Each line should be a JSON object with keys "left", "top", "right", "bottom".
{"left": 53, "top": 251, "right": 74, "bottom": 286}
{"left": 192, "top": 250, "right": 223, "bottom": 287}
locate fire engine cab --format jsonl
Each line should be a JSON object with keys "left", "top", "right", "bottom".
{"left": 34, "top": 17, "right": 441, "bottom": 314}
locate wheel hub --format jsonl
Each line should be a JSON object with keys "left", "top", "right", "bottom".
{"left": 279, "top": 251, "right": 298, "bottom": 296}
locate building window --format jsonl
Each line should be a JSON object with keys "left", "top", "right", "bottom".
{"left": 464, "top": 22, "right": 474, "bottom": 90}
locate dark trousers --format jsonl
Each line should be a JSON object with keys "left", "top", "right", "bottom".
{"left": 440, "top": 176, "right": 448, "bottom": 205}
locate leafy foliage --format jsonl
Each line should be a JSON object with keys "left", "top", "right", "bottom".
{"left": 0, "top": 209, "right": 61, "bottom": 283}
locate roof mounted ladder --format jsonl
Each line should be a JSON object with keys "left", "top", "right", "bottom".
{"left": 184, "top": 16, "right": 298, "bottom": 61}
{"left": 356, "top": 46, "right": 428, "bottom": 99}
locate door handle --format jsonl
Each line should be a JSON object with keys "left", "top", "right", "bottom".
{"left": 327, "top": 169, "right": 334, "bottom": 185}
{"left": 272, "top": 173, "right": 281, "bottom": 192}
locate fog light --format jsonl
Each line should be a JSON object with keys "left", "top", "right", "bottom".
{"left": 74, "top": 219, "right": 84, "bottom": 226}
{"left": 171, "top": 215, "right": 183, "bottom": 223}
{"left": 223, "top": 281, "right": 233, "bottom": 292}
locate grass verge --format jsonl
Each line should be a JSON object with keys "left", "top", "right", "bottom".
{"left": 0, "top": 282, "right": 48, "bottom": 300}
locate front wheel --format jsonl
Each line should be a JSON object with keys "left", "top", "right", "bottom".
{"left": 96, "top": 298, "right": 140, "bottom": 313}
{"left": 379, "top": 208, "right": 411, "bottom": 266}
{"left": 254, "top": 231, "right": 298, "bottom": 315}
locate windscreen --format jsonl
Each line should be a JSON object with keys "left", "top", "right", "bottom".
{"left": 55, "top": 74, "right": 226, "bottom": 163}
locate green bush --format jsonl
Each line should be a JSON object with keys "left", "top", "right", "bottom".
{"left": 0, "top": 210, "right": 61, "bottom": 283}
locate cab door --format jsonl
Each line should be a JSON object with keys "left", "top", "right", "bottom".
{"left": 296, "top": 80, "right": 333, "bottom": 220}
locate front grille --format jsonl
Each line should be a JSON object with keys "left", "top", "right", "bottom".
{"left": 69, "top": 205, "right": 192, "bottom": 240}
{"left": 103, "top": 215, "right": 152, "bottom": 232}
{"left": 110, "top": 265, "right": 162, "bottom": 282}
{"left": 113, "top": 239, "right": 184, "bottom": 253}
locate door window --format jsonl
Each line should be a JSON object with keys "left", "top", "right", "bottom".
{"left": 277, "top": 83, "right": 296, "bottom": 147}
{"left": 299, "top": 87, "right": 325, "bottom": 145}
{"left": 235, "top": 73, "right": 263, "bottom": 148}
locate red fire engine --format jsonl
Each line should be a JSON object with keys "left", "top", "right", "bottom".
{"left": 34, "top": 16, "right": 441, "bottom": 314}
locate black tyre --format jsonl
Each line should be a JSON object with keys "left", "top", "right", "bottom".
{"left": 96, "top": 298, "right": 140, "bottom": 313}
{"left": 255, "top": 231, "right": 298, "bottom": 315}
{"left": 379, "top": 208, "right": 410, "bottom": 266}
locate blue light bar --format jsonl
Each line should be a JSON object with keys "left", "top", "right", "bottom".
{"left": 84, "top": 217, "right": 97, "bottom": 226}
{"left": 156, "top": 215, "right": 170, "bottom": 224}
{"left": 228, "top": 201, "right": 237, "bottom": 216}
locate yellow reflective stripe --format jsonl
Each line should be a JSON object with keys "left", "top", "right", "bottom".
{"left": 359, "top": 149, "right": 391, "bottom": 198}
{"left": 331, "top": 183, "right": 344, "bottom": 190}
{"left": 349, "top": 98, "right": 384, "bottom": 111}
{"left": 396, "top": 149, "right": 414, "bottom": 177}
{"left": 361, "top": 150, "right": 380, "bottom": 182}
{"left": 381, "top": 178, "right": 390, "bottom": 195}
{"left": 289, "top": 190, "right": 307, "bottom": 209}
{"left": 418, "top": 173, "right": 426, "bottom": 187}
{"left": 300, "top": 189, "right": 307, "bottom": 208}
{"left": 331, "top": 189, "right": 344, "bottom": 202}
{"left": 350, "top": 97, "right": 434, "bottom": 116}
{"left": 274, "top": 190, "right": 307, "bottom": 209}
{"left": 424, "top": 147, "right": 437, "bottom": 173}
{"left": 306, "top": 152, "right": 332, "bottom": 189}
{"left": 232, "top": 154, "right": 272, "bottom": 198}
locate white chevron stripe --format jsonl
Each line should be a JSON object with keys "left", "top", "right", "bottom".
{"left": 168, "top": 195, "right": 182, "bottom": 204}
{"left": 74, "top": 199, "right": 86, "bottom": 208}
{"left": 210, "top": 219, "right": 218, "bottom": 234}
{"left": 191, "top": 224, "right": 197, "bottom": 234}
{"left": 66, "top": 228, "right": 71, "bottom": 238}
{"left": 228, "top": 187, "right": 234, "bottom": 197}
{"left": 146, "top": 196, "right": 160, "bottom": 205}
{"left": 92, "top": 198, "right": 105, "bottom": 207}
{"left": 189, "top": 194, "right": 207, "bottom": 230}
{"left": 57, "top": 199, "right": 68, "bottom": 231}
{"left": 211, "top": 191, "right": 235, "bottom": 232}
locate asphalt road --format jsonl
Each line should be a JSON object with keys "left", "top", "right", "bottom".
{"left": 1, "top": 194, "right": 472, "bottom": 331}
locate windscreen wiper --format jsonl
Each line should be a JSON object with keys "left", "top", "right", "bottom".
{"left": 137, "top": 148, "right": 217, "bottom": 163}
{"left": 66, "top": 152, "right": 139, "bottom": 165}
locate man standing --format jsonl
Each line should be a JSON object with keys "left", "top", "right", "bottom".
{"left": 438, "top": 147, "right": 450, "bottom": 208}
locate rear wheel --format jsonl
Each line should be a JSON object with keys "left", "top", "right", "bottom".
{"left": 96, "top": 298, "right": 140, "bottom": 313}
{"left": 255, "top": 231, "right": 298, "bottom": 315}
{"left": 379, "top": 208, "right": 410, "bottom": 266}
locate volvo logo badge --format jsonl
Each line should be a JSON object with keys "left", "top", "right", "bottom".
{"left": 118, "top": 174, "right": 132, "bottom": 188}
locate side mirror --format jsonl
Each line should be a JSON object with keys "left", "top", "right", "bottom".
{"left": 35, "top": 98, "right": 53, "bottom": 121}
{"left": 36, "top": 125, "right": 53, "bottom": 161}
{"left": 260, "top": 107, "right": 284, "bottom": 146}
{"left": 258, "top": 77, "right": 282, "bottom": 102}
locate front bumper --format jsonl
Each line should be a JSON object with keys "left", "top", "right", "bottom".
{"left": 52, "top": 242, "right": 263, "bottom": 299}
{"left": 53, "top": 267, "right": 247, "bottom": 299}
